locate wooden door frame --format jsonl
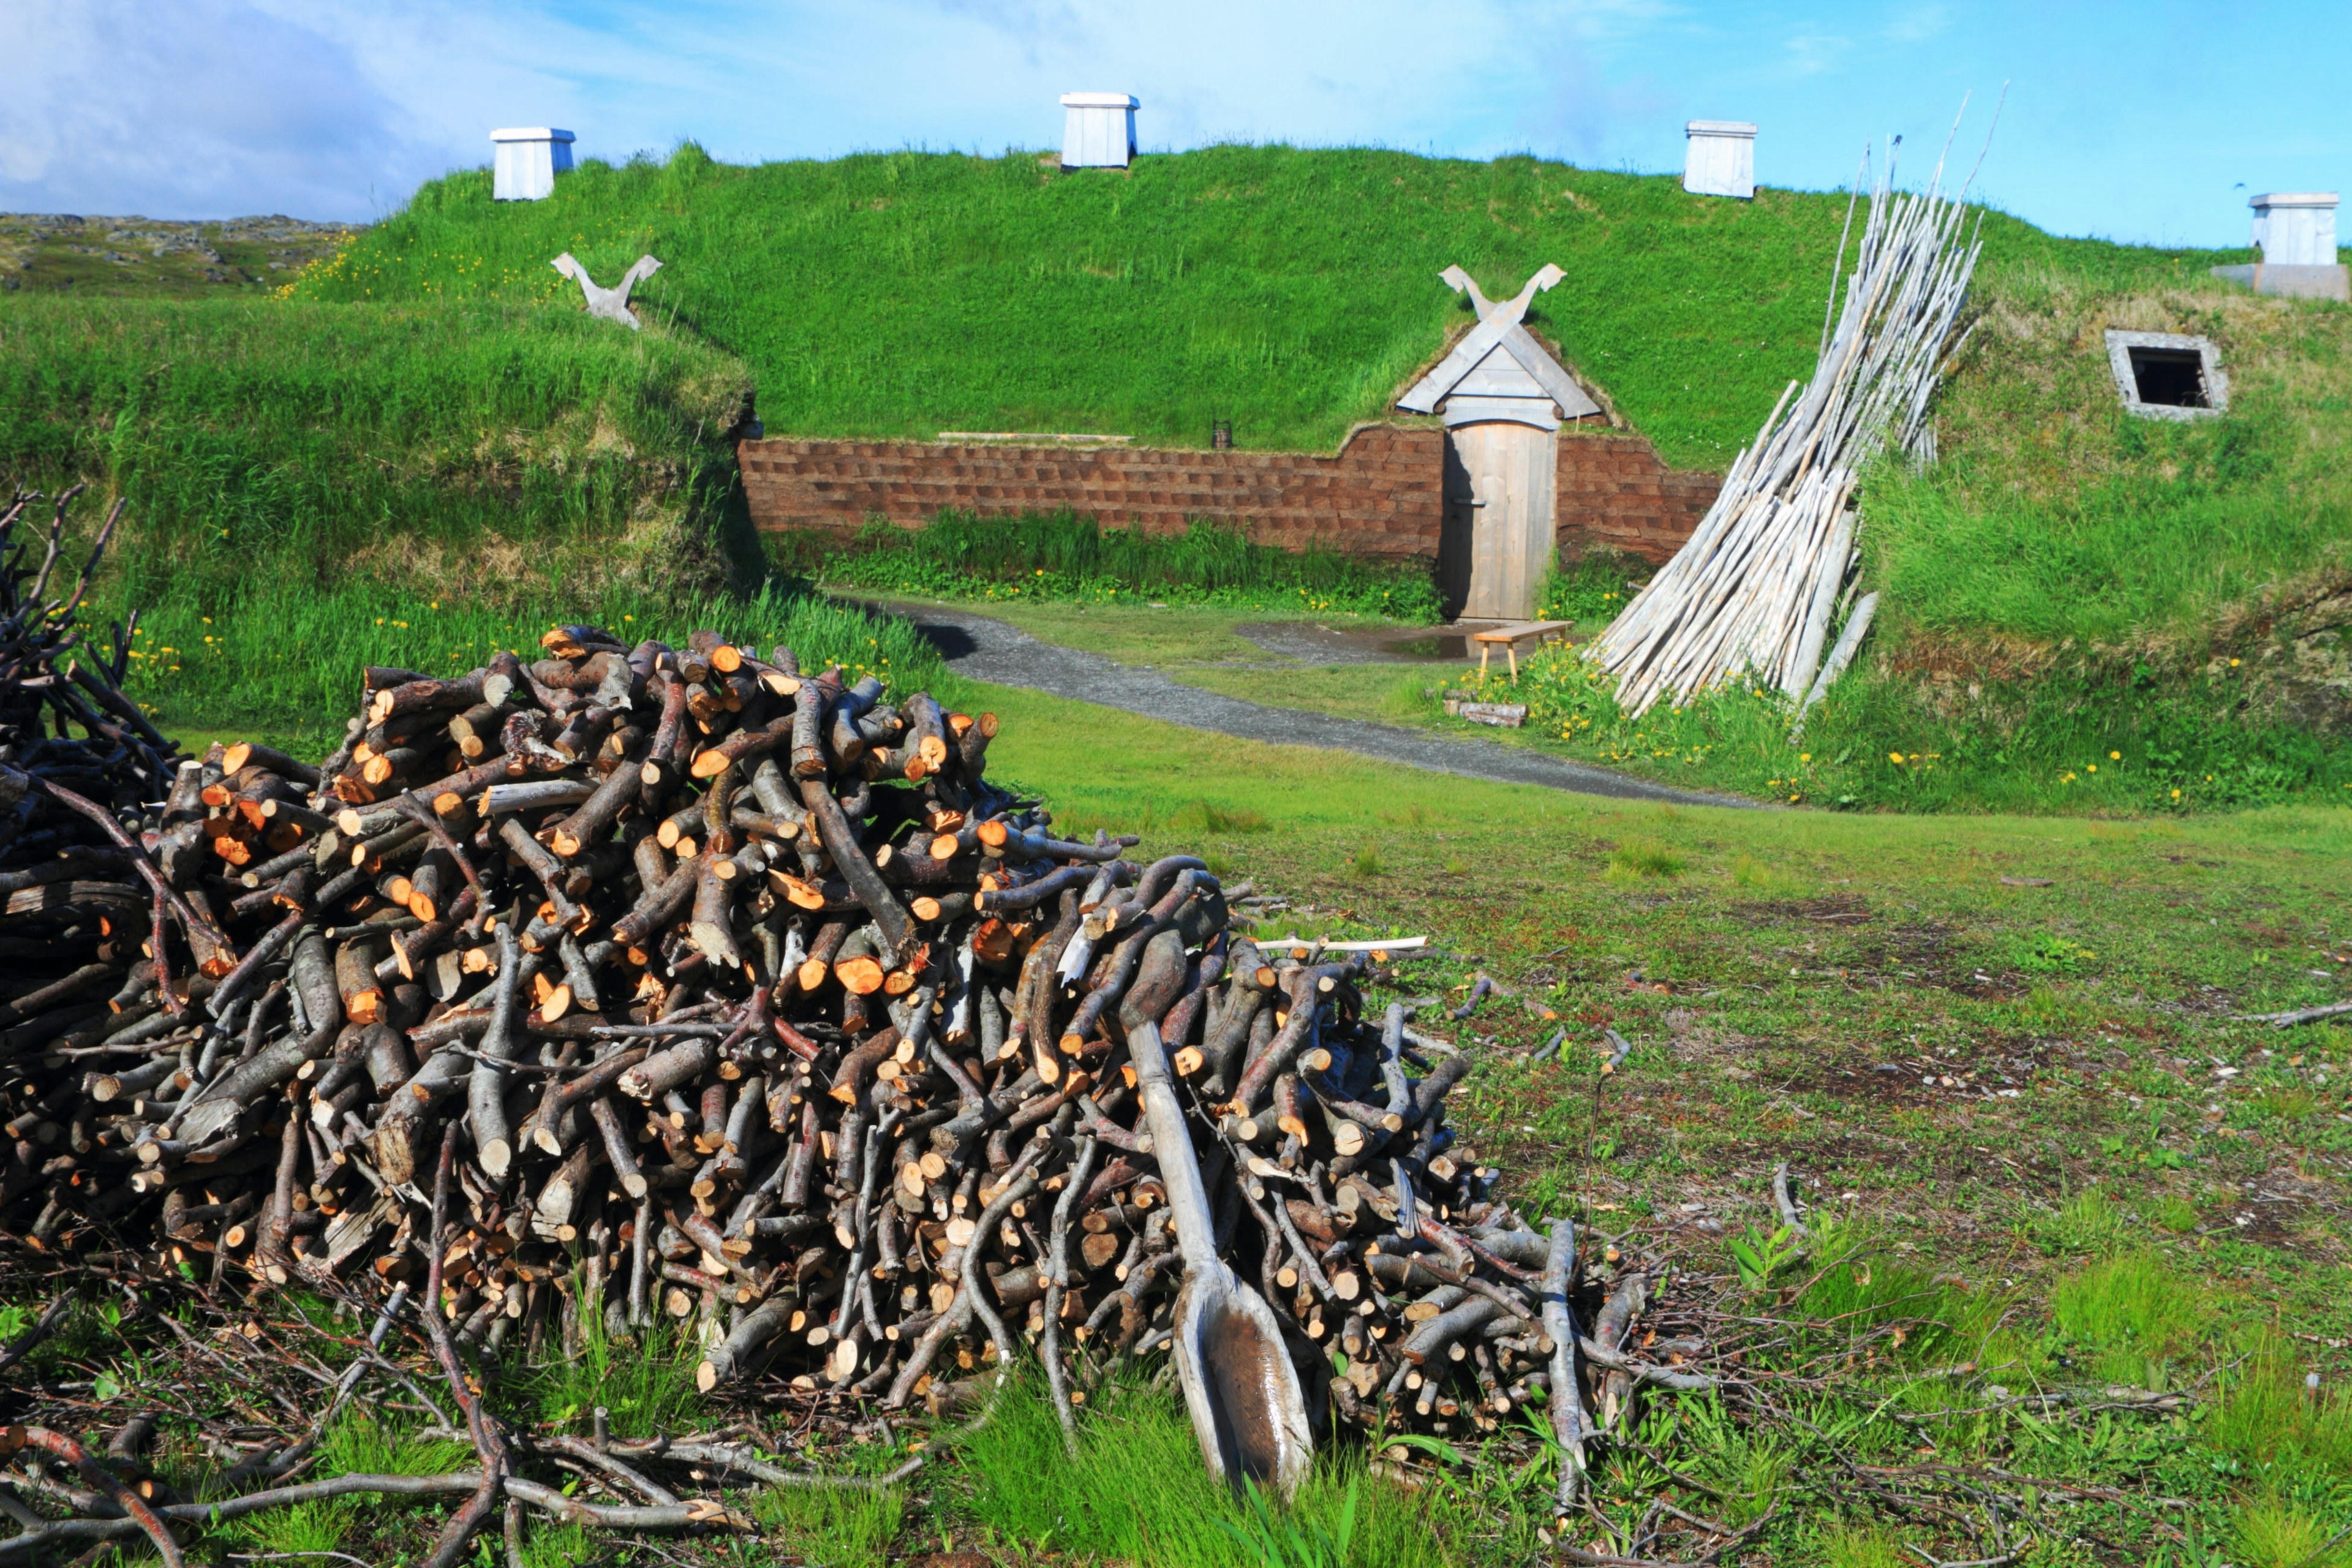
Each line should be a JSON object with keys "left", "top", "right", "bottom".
{"left": 1442, "top": 421, "right": 1558, "bottom": 622}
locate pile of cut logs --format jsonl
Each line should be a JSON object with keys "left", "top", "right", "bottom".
{"left": 2, "top": 491, "right": 1706, "bottom": 1555}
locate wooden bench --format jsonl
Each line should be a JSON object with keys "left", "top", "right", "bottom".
{"left": 1471, "top": 620, "right": 1572, "bottom": 680}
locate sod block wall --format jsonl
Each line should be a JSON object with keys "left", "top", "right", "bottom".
{"left": 739, "top": 424, "right": 1716, "bottom": 566}
{"left": 1555, "top": 431, "right": 1722, "bottom": 564}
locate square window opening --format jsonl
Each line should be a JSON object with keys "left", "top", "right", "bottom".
{"left": 2128, "top": 346, "right": 2209, "bottom": 409}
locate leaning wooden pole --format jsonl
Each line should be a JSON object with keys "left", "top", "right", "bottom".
{"left": 1587, "top": 99, "right": 1994, "bottom": 717}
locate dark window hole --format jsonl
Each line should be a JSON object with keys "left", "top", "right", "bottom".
{"left": 2128, "top": 347, "right": 2208, "bottom": 408}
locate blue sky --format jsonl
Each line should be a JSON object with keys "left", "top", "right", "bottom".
{"left": 3, "top": 0, "right": 2343, "bottom": 247}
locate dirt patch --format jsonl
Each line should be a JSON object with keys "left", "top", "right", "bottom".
{"left": 2231, "top": 1168, "right": 2350, "bottom": 1254}
{"left": 1730, "top": 894, "right": 1874, "bottom": 927}
{"left": 1835, "top": 919, "right": 2021, "bottom": 1001}
{"left": 1662, "top": 1008, "right": 1763, "bottom": 1070}
{"left": 1234, "top": 620, "right": 1490, "bottom": 664}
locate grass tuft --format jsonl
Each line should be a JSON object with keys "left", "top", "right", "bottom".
{"left": 2050, "top": 1251, "right": 2215, "bottom": 1387}
{"left": 750, "top": 1466, "right": 907, "bottom": 1568}
{"left": 1607, "top": 836, "right": 1686, "bottom": 879}
{"left": 950, "top": 1367, "right": 1458, "bottom": 1567}
{"left": 2231, "top": 1490, "right": 2352, "bottom": 1567}
{"left": 513, "top": 1296, "right": 699, "bottom": 1440}
{"left": 2209, "top": 1345, "right": 2352, "bottom": 1480}
{"left": 1172, "top": 799, "right": 1272, "bottom": 835}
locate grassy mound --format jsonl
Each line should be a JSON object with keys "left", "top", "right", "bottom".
{"left": 0, "top": 295, "right": 937, "bottom": 747}
{"left": 0, "top": 293, "right": 755, "bottom": 606}
{"left": 285, "top": 142, "right": 2235, "bottom": 473}
{"left": 1866, "top": 271, "right": 2352, "bottom": 725}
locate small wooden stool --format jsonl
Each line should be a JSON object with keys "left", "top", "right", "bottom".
{"left": 1472, "top": 620, "right": 1572, "bottom": 681}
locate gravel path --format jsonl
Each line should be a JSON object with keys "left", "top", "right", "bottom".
{"left": 878, "top": 601, "right": 1756, "bottom": 809}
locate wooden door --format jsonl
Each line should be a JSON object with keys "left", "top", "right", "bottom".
{"left": 1440, "top": 421, "right": 1557, "bottom": 621}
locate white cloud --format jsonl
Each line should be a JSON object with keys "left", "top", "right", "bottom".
{"left": 1883, "top": 2, "right": 1948, "bottom": 43}
{"left": 0, "top": 0, "right": 443, "bottom": 217}
{"left": 1782, "top": 29, "right": 1852, "bottom": 76}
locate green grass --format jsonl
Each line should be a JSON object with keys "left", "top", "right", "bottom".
{"left": 0, "top": 294, "right": 754, "bottom": 608}
{"left": 513, "top": 1300, "right": 699, "bottom": 1439}
{"left": 1869, "top": 273, "right": 2352, "bottom": 652}
{"left": 951, "top": 1367, "right": 1458, "bottom": 1567}
{"left": 2051, "top": 1251, "right": 2216, "bottom": 1387}
{"left": 1472, "top": 638, "right": 2351, "bottom": 813}
{"left": 752, "top": 1471, "right": 907, "bottom": 1568}
{"left": 796, "top": 510, "right": 1447, "bottom": 620}
{"left": 1160, "top": 638, "right": 2350, "bottom": 814}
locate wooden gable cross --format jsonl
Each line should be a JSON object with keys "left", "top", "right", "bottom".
{"left": 1396, "top": 264, "right": 1602, "bottom": 428}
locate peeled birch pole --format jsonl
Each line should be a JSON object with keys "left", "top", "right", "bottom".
{"left": 1588, "top": 99, "right": 1996, "bottom": 717}
{"left": 1790, "top": 592, "right": 1879, "bottom": 739}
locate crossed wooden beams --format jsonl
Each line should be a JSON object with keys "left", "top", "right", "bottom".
{"left": 1396, "top": 263, "right": 1599, "bottom": 420}
{"left": 550, "top": 252, "right": 664, "bottom": 330}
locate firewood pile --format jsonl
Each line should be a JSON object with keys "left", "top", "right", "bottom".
{"left": 1, "top": 489, "right": 1718, "bottom": 1561}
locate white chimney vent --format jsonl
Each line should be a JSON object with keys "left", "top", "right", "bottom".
{"left": 1060, "top": 94, "right": 1139, "bottom": 169}
{"left": 491, "top": 128, "right": 575, "bottom": 202}
{"left": 1683, "top": 121, "right": 1757, "bottom": 200}
{"left": 2252, "top": 192, "right": 2338, "bottom": 266}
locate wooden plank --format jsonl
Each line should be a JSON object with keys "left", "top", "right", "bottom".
{"left": 1450, "top": 347, "right": 1549, "bottom": 398}
{"left": 1471, "top": 621, "right": 1572, "bottom": 644}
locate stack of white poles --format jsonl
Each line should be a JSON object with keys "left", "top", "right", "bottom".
{"left": 1589, "top": 106, "right": 1992, "bottom": 719}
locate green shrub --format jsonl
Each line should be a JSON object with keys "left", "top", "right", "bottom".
{"left": 1541, "top": 550, "right": 1653, "bottom": 624}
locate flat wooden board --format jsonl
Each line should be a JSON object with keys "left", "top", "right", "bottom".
{"left": 1471, "top": 620, "right": 1572, "bottom": 644}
